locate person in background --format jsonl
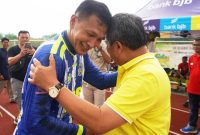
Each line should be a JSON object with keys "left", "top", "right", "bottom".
{"left": 0, "top": 37, "right": 14, "bottom": 102}
{"left": 177, "top": 56, "right": 189, "bottom": 80}
{"left": 13, "top": 0, "right": 117, "bottom": 135}
{"left": 177, "top": 56, "right": 189, "bottom": 107}
{"left": 82, "top": 40, "right": 111, "bottom": 106}
{"left": 8, "top": 30, "right": 35, "bottom": 124}
{"left": 180, "top": 37, "right": 200, "bottom": 134}
{"left": 146, "top": 31, "right": 160, "bottom": 53}
{"left": 29, "top": 13, "right": 171, "bottom": 135}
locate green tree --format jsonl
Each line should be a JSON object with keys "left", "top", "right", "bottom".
{"left": 5, "top": 33, "right": 17, "bottom": 40}
{"left": 42, "top": 33, "right": 58, "bottom": 40}
{"left": 0, "top": 33, "right": 3, "bottom": 39}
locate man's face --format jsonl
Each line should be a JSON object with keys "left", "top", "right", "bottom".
{"left": 2, "top": 40, "right": 9, "bottom": 49}
{"left": 192, "top": 40, "right": 200, "bottom": 54}
{"left": 70, "top": 15, "right": 107, "bottom": 55}
{"left": 18, "top": 33, "right": 30, "bottom": 47}
{"left": 182, "top": 58, "right": 187, "bottom": 63}
{"left": 106, "top": 41, "right": 118, "bottom": 65}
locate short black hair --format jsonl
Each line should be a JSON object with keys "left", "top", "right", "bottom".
{"left": 182, "top": 56, "right": 187, "bottom": 60}
{"left": 1, "top": 37, "right": 9, "bottom": 42}
{"left": 18, "top": 30, "right": 30, "bottom": 37}
{"left": 75, "top": 0, "right": 111, "bottom": 28}
{"left": 107, "top": 13, "right": 147, "bottom": 50}
{"left": 194, "top": 37, "right": 200, "bottom": 41}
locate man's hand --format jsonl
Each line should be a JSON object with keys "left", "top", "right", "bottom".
{"left": 19, "top": 48, "right": 28, "bottom": 57}
{"left": 0, "top": 74, "right": 4, "bottom": 80}
{"left": 28, "top": 54, "right": 59, "bottom": 91}
{"left": 27, "top": 47, "right": 36, "bottom": 55}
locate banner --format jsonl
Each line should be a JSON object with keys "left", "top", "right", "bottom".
{"left": 137, "top": 0, "right": 200, "bottom": 31}
{"left": 143, "top": 19, "right": 160, "bottom": 32}
{"left": 155, "top": 41, "right": 193, "bottom": 69}
{"left": 160, "top": 17, "right": 191, "bottom": 31}
{"left": 136, "top": 0, "right": 200, "bottom": 20}
{"left": 191, "top": 16, "right": 200, "bottom": 30}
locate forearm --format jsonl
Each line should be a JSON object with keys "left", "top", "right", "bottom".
{"left": 8, "top": 54, "right": 22, "bottom": 65}
{"left": 57, "top": 88, "right": 104, "bottom": 133}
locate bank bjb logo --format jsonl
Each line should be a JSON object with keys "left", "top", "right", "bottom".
{"left": 173, "top": 0, "right": 192, "bottom": 7}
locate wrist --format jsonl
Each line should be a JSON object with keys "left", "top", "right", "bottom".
{"left": 48, "top": 82, "right": 64, "bottom": 98}
{"left": 18, "top": 53, "right": 23, "bottom": 58}
{"left": 46, "top": 81, "right": 59, "bottom": 91}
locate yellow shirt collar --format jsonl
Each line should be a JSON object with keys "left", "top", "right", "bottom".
{"left": 119, "top": 53, "right": 155, "bottom": 71}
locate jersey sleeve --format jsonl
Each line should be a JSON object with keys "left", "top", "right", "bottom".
{"left": 83, "top": 54, "right": 117, "bottom": 89}
{"left": 22, "top": 45, "right": 86, "bottom": 135}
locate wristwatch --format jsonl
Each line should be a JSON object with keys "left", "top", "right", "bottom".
{"left": 48, "top": 83, "right": 64, "bottom": 98}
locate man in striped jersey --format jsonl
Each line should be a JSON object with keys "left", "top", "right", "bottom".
{"left": 13, "top": 0, "right": 117, "bottom": 135}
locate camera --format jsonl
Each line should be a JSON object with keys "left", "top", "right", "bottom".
{"left": 24, "top": 42, "right": 32, "bottom": 49}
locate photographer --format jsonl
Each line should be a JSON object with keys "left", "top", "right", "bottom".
{"left": 8, "top": 30, "right": 35, "bottom": 119}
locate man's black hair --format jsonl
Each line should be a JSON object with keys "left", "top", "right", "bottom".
{"left": 75, "top": 0, "right": 111, "bottom": 28}
{"left": 107, "top": 13, "right": 147, "bottom": 50}
{"left": 1, "top": 37, "right": 9, "bottom": 42}
{"left": 182, "top": 56, "right": 188, "bottom": 60}
{"left": 18, "top": 30, "right": 30, "bottom": 37}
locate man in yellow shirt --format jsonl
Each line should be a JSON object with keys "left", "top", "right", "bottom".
{"left": 28, "top": 13, "right": 171, "bottom": 135}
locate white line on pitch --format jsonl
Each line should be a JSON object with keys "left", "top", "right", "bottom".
{"left": 169, "top": 131, "right": 181, "bottom": 135}
{"left": 171, "top": 107, "right": 200, "bottom": 117}
{"left": 0, "top": 105, "right": 16, "bottom": 119}
{"left": 171, "top": 107, "right": 189, "bottom": 113}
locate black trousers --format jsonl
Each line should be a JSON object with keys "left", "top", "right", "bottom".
{"left": 188, "top": 93, "right": 200, "bottom": 127}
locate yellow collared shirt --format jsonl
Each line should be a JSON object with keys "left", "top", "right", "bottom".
{"left": 105, "top": 53, "right": 171, "bottom": 135}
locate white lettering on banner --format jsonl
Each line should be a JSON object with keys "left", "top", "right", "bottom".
{"left": 164, "top": 25, "right": 176, "bottom": 30}
{"left": 145, "top": 25, "right": 156, "bottom": 31}
{"left": 144, "top": 26, "right": 147, "bottom": 30}
{"left": 164, "top": 24, "right": 186, "bottom": 30}
{"left": 173, "top": 0, "right": 192, "bottom": 6}
{"left": 146, "top": 0, "right": 192, "bottom": 10}
{"left": 143, "top": 20, "right": 149, "bottom": 26}
{"left": 171, "top": 18, "right": 178, "bottom": 24}
{"left": 177, "top": 24, "right": 186, "bottom": 30}
{"left": 149, "top": 25, "right": 156, "bottom": 31}
{"left": 147, "top": 0, "right": 171, "bottom": 10}
{"left": 184, "top": 0, "right": 192, "bottom": 4}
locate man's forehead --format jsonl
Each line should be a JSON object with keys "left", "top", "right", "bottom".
{"left": 19, "top": 34, "right": 29, "bottom": 37}
{"left": 19, "top": 33, "right": 29, "bottom": 36}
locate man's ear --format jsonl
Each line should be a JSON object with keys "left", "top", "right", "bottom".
{"left": 115, "top": 41, "right": 123, "bottom": 52}
{"left": 70, "top": 15, "right": 76, "bottom": 29}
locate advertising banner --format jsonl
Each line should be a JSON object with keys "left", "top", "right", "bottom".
{"left": 160, "top": 17, "right": 191, "bottom": 31}
{"left": 137, "top": 0, "right": 200, "bottom": 20}
{"left": 191, "top": 16, "right": 200, "bottom": 30}
{"left": 137, "top": 0, "right": 200, "bottom": 31}
{"left": 155, "top": 41, "right": 193, "bottom": 69}
{"left": 143, "top": 19, "right": 160, "bottom": 32}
